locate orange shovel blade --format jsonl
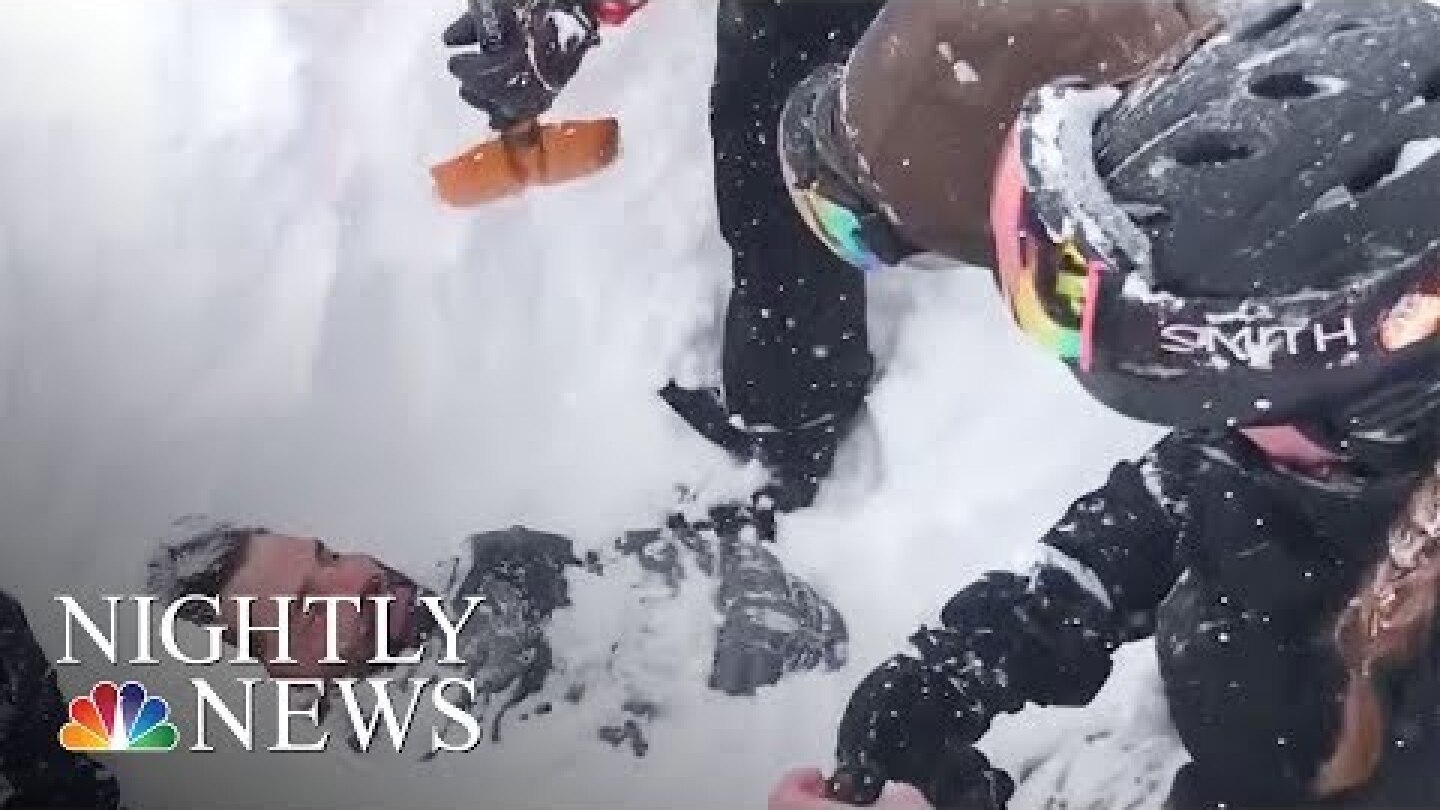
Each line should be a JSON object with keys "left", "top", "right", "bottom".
{"left": 431, "top": 118, "right": 621, "bottom": 207}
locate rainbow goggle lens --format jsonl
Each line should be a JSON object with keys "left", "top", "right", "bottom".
{"left": 780, "top": 130, "right": 913, "bottom": 274}
{"left": 990, "top": 126, "right": 1100, "bottom": 370}
{"left": 789, "top": 183, "right": 892, "bottom": 273}
{"left": 777, "top": 62, "right": 913, "bottom": 274}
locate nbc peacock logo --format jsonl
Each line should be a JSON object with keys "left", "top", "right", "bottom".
{"left": 59, "top": 681, "right": 178, "bottom": 753}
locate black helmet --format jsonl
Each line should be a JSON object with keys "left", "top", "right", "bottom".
{"left": 991, "top": 0, "right": 1440, "bottom": 441}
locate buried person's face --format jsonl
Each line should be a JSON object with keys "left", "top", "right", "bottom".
{"left": 219, "top": 533, "right": 420, "bottom": 678}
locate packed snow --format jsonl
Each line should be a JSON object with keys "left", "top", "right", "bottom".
{"left": 1382, "top": 138, "right": 1440, "bottom": 188}
{"left": 0, "top": 1, "right": 1170, "bottom": 808}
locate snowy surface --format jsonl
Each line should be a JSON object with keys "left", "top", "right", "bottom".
{"left": 0, "top": 1, "right": 1170, "bottom": 808}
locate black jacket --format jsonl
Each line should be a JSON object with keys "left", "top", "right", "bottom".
{"left": 0, "top": 593, "right": 122, "bottom": 809}
{"left": 878, "top": 429, "right": 1421, "bottom": 806}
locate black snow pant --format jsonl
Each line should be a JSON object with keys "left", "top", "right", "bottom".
{"left": 663, "top": 0, "right": 883, "bottom": 511}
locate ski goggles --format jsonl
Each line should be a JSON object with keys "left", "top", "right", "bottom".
{"left": 990, "top": 124, "right": 1097, "bottom": 369}
{"left": 786, "top": 173, "right": 905, "bottom": 274}
{"left": 778, "top": 64, "right": 913, "bottom": 273}
{"left": 988, "top": 80, "right": 1440, "bottom": 430}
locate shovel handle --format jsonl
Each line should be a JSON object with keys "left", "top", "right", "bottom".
{"left": 500, "top": 117, "right": 540, "bottom": 145}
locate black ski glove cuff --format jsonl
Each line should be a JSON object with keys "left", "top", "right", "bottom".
{"left": 938, "top": 568, "right": 1117, "bottom": 707}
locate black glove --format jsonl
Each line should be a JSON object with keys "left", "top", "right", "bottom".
{"left": 443, "top": 0, "right": 599, "bottom": 129}
{"left": 827, "top": 654, "right": 1013, "bottom": 809}
{"left": 657, "top": 381, "right": 860, "bottom": 512}
{"left": 826, "top": 568, "right": 1119, "bottom": 808}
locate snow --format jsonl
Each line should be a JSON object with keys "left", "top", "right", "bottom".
{"left": 0, "top": 2, "right": 1169, "bottom": 809}
{"left": 1315, "top": 184, "right": 1357, "bottom": 211}
{"left": 1237, "top": 38, "right": 1305, "bottom": 72}
{"left": 547, "top": 9, "right": 591, "bottom": 51}
{"left": 935, "top": 40, "right": 980, "bottom": 86}
{"left": 1382, "top": 138, "right": 1440, "bottom": 188}
{"left": 1307, "top": 75, "right": 1349, "bottom": 97}
{"left": 1314, "top": 138, "right": 1440, "bottom": 212}
{"left": 1014, "top": 545, "right": 1114, "bottom": 611}
{"left": 1026, "top": 82, "right": 1153, "bottom": 277}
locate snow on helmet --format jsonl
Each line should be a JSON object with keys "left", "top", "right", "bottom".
{"left": 991, "top": 0, "right": 1440, "bottom": 431}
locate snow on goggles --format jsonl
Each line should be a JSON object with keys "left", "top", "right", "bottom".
{"left": 990, "top": 125, "right": 1097, "bottom": 369}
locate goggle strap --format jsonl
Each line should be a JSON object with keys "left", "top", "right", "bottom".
{"left": 1080, "top": 257, "right": 1101, "bottom": 373}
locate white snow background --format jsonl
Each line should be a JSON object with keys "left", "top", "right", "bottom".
{"left": 0, "top": 1, "right": 1179, "bottom": 808}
